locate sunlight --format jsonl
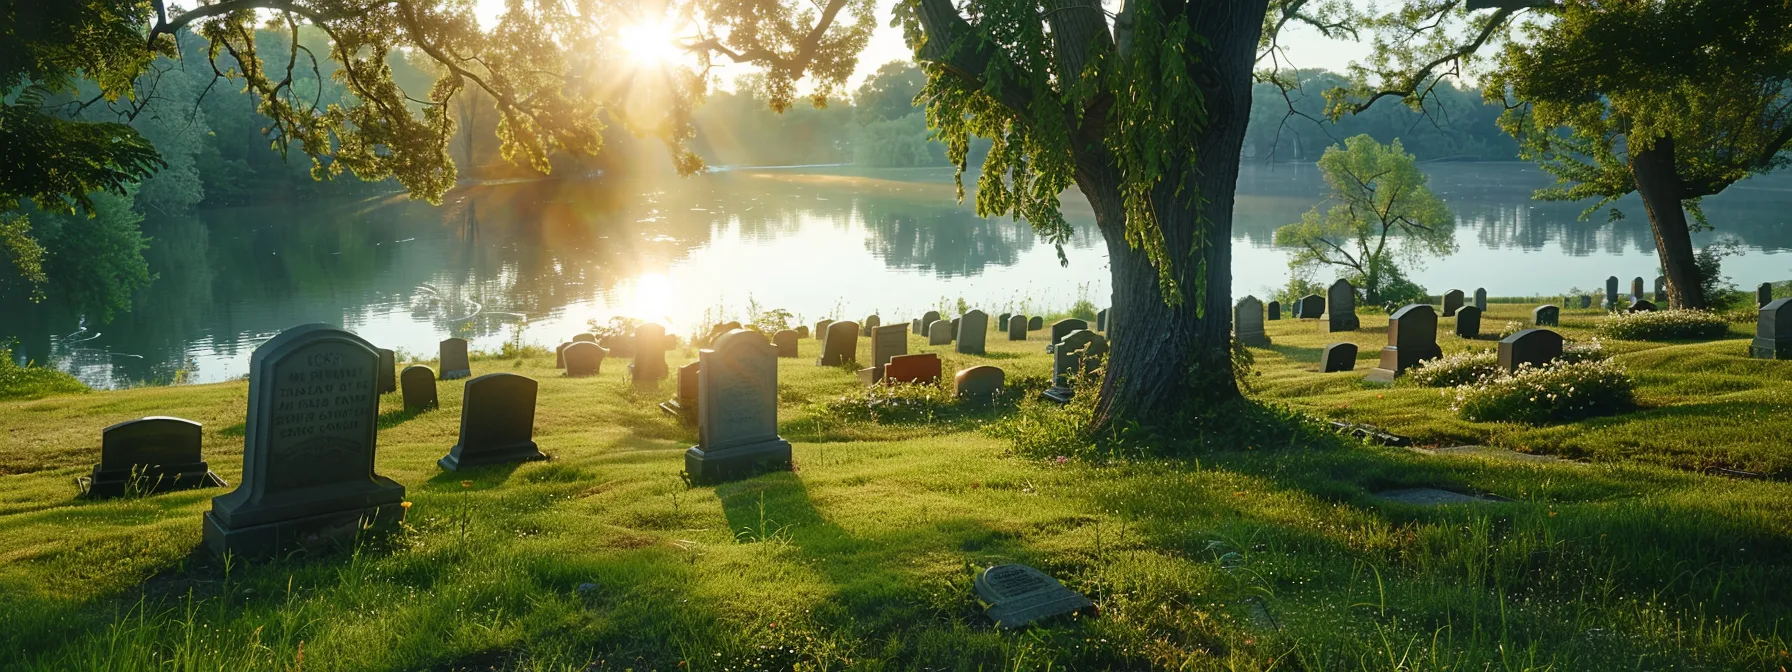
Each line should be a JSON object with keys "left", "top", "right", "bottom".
{"left": 625, "top": 272, "right": 674, "bottom": 320}
{"left": 618, "top": 18, "right": 681, "bottom": 67}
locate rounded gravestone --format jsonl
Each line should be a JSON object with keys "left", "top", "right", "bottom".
{"left": 1027, "top": 316, "right": 1043, "bottom": 330}
{"left": 572, "top": 333, "right": 597, "bottom": 344}
{"left": 1532, "top": 305, "right": 1559, "bottom": 327}
{"left": 772, "top": 329, "right": 800, "bottom": 358}
{"left": 1453, "top": 305, "right": 1482, "bottom": 338}
{"left": 1008, "top": 314, "right": 1027, "bottom": 341}
{"left": 1441, "top": 289, "right": 1464, "bottom": 317}
{"left": 439, "top": 373, "right": 547, "bottom": 470}
{"left": 555, "top": 342, "right": 571, "bottom": 368}
{"left": 439, "top": 337, "right": 471, "bottom": 380}
{"left": 818, "top": 320, "right": 860, "bottom": 366}
{"left": 1233, "top": 296, "right": 1268, "bottom": 346}
{"left": 563, "top": 341, "right": 606, "bottom": 377}
{"left": 928, "top": 320, "right": 954, "bottom": 346}
{"left": 814, "top": 319, "right": 834, "bottom": 340}
{"left": 954, "top": 365, "right": 1005, "bottom": 406}
{"left": 87, "top": 416, "right": 223, "bottom": 499}
{"left": 957, "top": 310, "right": 989, "bottom": 355}
{"left": 1498, "top": 329, "right": 1564, "bottom": 373}
{"left": 402, "top": 365, "right": 438, "bottom": 412}
{"left": 1321, "top": 343, "right": 1358, "bottom": 373}
{"left": 1366, "top": 305, "right": 1441, "bottom": 383}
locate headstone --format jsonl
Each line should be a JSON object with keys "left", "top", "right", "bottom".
{"left": 1473, "top": 288, "right": 1487, "bottom": 311}
{"left": 1655, "top": 276, "right": 1667, "bottom": 302}
{"left": 1578, "top": 295, "right": 1592, "bottom": 309}
{"left": 975, "top": 564, "right": 1093, "bottom": 629}
{"left": 1631, "top": 277, "right": 1646, "bottom": 302}
{"left": 1533, "top": 305, "right": 1559, "bottom": 327}
{"left": 1008, "top": 314, "right": 1027, "bottom": 341}
{"left": 884, "top": 353, "right": 942, "bottom": 385}
{"left": 1328, "top": 280, "right": 1360, "bottom": 332}
{"left": 1441, "top": 289, "right": 1464, "bottom": 317}
{"left": 439, "top": 373, "right": 546, "bottom": 470}
{"left": 818, "top": 320, "right": 859, "bottom": 366}
{"left": 1498, "top": 329, "right": 1564, "bottom": 373}
{"left": 1043, "top": 330, "right": 1106, "bottom": 404}
{"left": 439, "top": 337, "right": 471, "bottom": 380}
{"left": 204, "top": 324, "right": 405, "bottom": 558}
{"left": 1453, "top": 305, "right": 1482, "bottom": 338}
{"left": 815, "top": 319, "right": 833, "bottom": 340}
{"left": 572, "top": 333, "right": 597, "bottom": 344}
{"left": 1759, "top": 283, "right": 1774, "bottom": 308}
{"left": 912, "top": 318, "right": 923, "bottom": 333}
{"left": 402, "top": 365, "right": 438, "bottom": 412}
{"left": 999, "top": 313, "right": 1012, "bottom": 331}
{"left": 599, "top": 333, "right": 634, "bottom": 358}
{"left": 955, "top": 366, "right": 1005, "bottom": 405}
{"left": 858, "top": 324, "right": 909, "bottom": 383}
{"left": 1604, "top": 276, "right": 1619, "bottom": 311}
{"left": 1049, "top": 318, "right": 1089, "bottom": 352}
{"left": 1234, "top": 296, "right": 1269, "bottom": 346}
{"left": 377, "top": 349, "right": 396, "bottom": 394}
{"left": 920, "top": 310, "right": 942, "bottom": 336}
{"left": 684, "top": 330, "right": 793, "bottom": 485}
{"left": 563, "top": 341, "right": 605, "bottom": 377}
{"left": 555, "top": 342, "right": 571, "bottom": 369}
{"left": 861, "top": 315, "right": 881, "bottom": 336}
{"left": 630, "top": 323, "right": 669, "bottom": 383}
{"left": 706, "top": 321, "right": 742, "bottom": 347}
{"left": 1096, "top": 308, "right": 1109, "bottom": 331}
{"left": 1320, "top": 343, "right": 1357, "bottom": 372}
{"left": 1628, "top": 300, "right": 1658, "bottom": 313}
{"left": 86, "top": 417, "right": 223, "bottom": 499}
{"left": 794, "top": 325, "right": 809, "bottom": 339}
{"left": 1298, "top": 294, "right": 1325, "bottom": 319}
{"left": 951, "top": 317, "right": 960, "bottom": 338}
{"left": 928, "top": 320, "right": 954, "bottom": 346}
{"left": 1267, "top": 300, "right": 1281, "bottom": 321}
{"left": 957, "top": 310, "right": 989, "bottom": 355}
{"left": 772, "top": 330, "right": 800, "bottom": 358}
{"left": 1750, "top": 298, "right": 1792, "bottom": 360}
{"left": 660, "top": 361, "right": 700, "bottom": 423}
{"left": 1028, "top": 316, "right": 1043, "bottom": 330}
{"left": 1365, "top": 305, "right": 1442, "bottom": 383}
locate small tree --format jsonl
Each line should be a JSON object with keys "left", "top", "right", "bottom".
{"left": 1273, "top": 135, "right": 1455, "bottom": 303}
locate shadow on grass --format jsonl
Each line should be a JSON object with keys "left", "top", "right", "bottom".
{"left": 1263, "top": 342, "right": 1325, "bottom": 364}
{"left": 377, "top": 406, "right": 431, "bottom": 429}
{"left": 424, "top": 460, "right": 523, "bottom": 489}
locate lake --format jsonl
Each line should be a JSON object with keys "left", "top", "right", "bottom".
{"left": 8, "top": 162, "right": 1791, "bottom": 388}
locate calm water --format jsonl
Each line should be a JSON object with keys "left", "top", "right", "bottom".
{"left": 8, "top": 163, "right": 1791, "bottom": 388}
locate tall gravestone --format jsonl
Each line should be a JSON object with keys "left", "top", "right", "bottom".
{"left": 818, "top": 320, "right": 859, "bottom": 366}
{"left": 439, "top": 373, "right": 546, "bottom": 470}
{"left": 861, "top": 315, "right": 881, "bottom": 336}
{"left": 1533, "top": 305, "right": 1560, "bottom": 327}
{"left": 928, "top": 320, "right": 954, "bottom": 345}
{"left": 1321, "top": 343, "right": 1357, "bottom": 373}
{"left": 1631, "top": 277, "right": 1646, "bottom": 302}
{"left": 920, "top": 311, "right": 942, "bottom": 337}
{"left": 1604, "top": 276, "right": 1620, "bottom": 311}
{"left": 1655, "top": 276, "right": 1667, "bottom": 302}
{"left": 1473, "top": 288, "right": 1488, "bottom": 311}
{"left": 630, "top": 323, "right": 669, "bottom": 383}
{"left": 1267, "top": 301, "right": 1281, "bottom": 321}
{"left": 1579, "top": 295, "right": 1592, "bottom": 309}
{"left": 1441, "top": 289, "right": 1464, "bottom": 317}
{"left": 1498, "top": 329, "right": 1563, "bottom": 373}
{"left": 660, "top": 361, "right": 700, "bottom": 423}
{"left": 958, "top": 310, "right": 989, "bottom": 355}
{"left": 772, "top": 330, "right": 800, "bottom": 358}
{"left": 1759, "top": 283, "right": 1774, "bottom": 308}
{"left": 402, "top": 365, "right": 438, "bottom": 412}
{"left": 1008, "top": 314, "right": 1027, "bottom": 341}
{"left": 1453, "top": 305, "right": 1482, "bottom": 338}
{"left": 858, "top": 324, "right": 909, "bottom": 383}
{"left": 1028, "top": 316, "right": 1043, "bottom": 330}
{"left": 685, "top": 330, "right": 793, "bottom": 484}
{"left": 998, "top": 313, "right": 1012, "bottom": 331}
{"left": 204, "top": 324, "right": 405, "bottom": 557}
{"left": 1750, "top": 298, "right": 1792, "bottom": 360}
{"left": 1096, "top": 308, "right": 1109, "bottom": 331}
{"left": 563, "top": 341, "right": 605, "bottom": 377}
{"left": 1234, "top": 296, "right": 1269, "bottom": 346}
{"left": 951, "top": 317, "right": 961, "bottom": 338}
{"left": 913, "top": 318, "right": 924, "bottom": 333}
{"left": 1043, "top": 330, "right": 1107, "bottom": 404}
{"left": 1049, "top": 318, "right": 1089, "bottom": 352}
{"left": 377, "top": 349, "right": 397, "bottom": 394}
{"left": 955, "top": 365, "right": 1005, "bottom": 405}
{"left": 1366, "top": 305, "right": 1441, "bottom": 383}
{"left": 86, "top": 417, "right": 224, "bottom": 498}
{"left": 1297, "top": 294, "right": 1325, "bottom": 319}
{"left": 439, "top": 338, "right": 471, "bottom": 380}
{"left": 1328, "top": 279, "right": 1360, "bottom": 332}
{"left": 815, "top": 319, "right": 833, "bottom": 340}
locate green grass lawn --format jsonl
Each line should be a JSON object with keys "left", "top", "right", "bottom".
{"left": 2, "top": 314, "right": 1790, "bottom": 670}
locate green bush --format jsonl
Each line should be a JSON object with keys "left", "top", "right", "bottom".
{"left": 1594, "top": 309, "right": 1730, "bottom": 341}
{"left": 1559, "top": 338, "right": 1609, "bottom": 364}
{"left": 0, "top": 348, "right": 88, "bottom": 401}
{"left": 1451, "top": 359, "right": 1635, "bottom": 424}
{"left": 1406, "top": 351, "right": 1498, "bottom": 388}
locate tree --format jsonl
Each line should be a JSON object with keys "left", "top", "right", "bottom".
{"left": 1273, "top": 136, "right": 1455, "bottom": 303}
{"left": 854, "top": 61, "right": 928, "bottom": 124}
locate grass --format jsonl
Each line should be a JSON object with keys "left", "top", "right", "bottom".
{"left": 0, "top": 348, "right": 89, "bottom": 402}
{"left": 0, "top": 315, "right": 1790, "bottom": 669}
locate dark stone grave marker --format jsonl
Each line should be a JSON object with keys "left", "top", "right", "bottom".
{"left": 439, "top": 373, "right": 546, "bottom": 470}
{"left": 1366, "top": 305, "right": 1441, "bottom": 383}
{"left": 1321, "top": 343, "right": 1358, "bottom": 373}
{"left": 402, "top": 365, "right": 438, "bottom": 412}
{"left": 439, "top": 338, "right": 471, "bottom": 380}
{"left": 85, "top": 417, "right": 224, "bottom": 499}
{"left": 1498, "top": 328, "right": 1563, "bottom": 373}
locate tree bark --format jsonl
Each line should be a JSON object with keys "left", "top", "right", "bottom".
{"left": 1629, "top": 135, "right": 1707, "bottom": 309}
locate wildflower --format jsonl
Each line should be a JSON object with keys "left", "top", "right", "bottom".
{"left": 400, "top": 501, "right": 413, "bottom": 509}
{"left": 1054, "top": 456, "right": 1068, "bottom": 464}
{"left": 460, "top": 480, "right": 473, "bottom": 489}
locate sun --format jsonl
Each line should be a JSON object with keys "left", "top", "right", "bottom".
{"left": 618, "top": 18, "right": 682, "bottom": 67}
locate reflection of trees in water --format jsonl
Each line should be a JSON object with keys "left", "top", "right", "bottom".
{"left": 858, "top": 197, "right": 1039, "bottom": 277}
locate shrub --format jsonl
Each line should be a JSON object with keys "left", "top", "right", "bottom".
{"left": 1496, "top": 320, "right": 1525, "bottom": 339}
{"left": 0, "top": 348, "right": 88, "bottom": 401}
{"left": 821, "top": 378, "right": 1015, "bottom": 425}
{"left": 1559, "top": 338, "right": 1609, "bottom": 364}
{"left": 1451, "top": 359, "right": 1635, "bottom": 424}
{"left": 1594, "top": 309, "right": 1730, "bottom": 341}
{"left": 1406, "top": 351, "right": 1499, "bottom": 388}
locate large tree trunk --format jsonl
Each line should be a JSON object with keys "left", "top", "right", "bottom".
{"left": 1085, "top": 1, "right": 1264, "bottom": 428}
{"left": 1629, "top": 135, "right": 1707, "bottom": 309}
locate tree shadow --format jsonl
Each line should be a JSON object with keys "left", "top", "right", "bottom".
{"left": 423, "top": 460, "right": 524, "bottom": 488}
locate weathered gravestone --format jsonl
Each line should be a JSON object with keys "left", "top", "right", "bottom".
{"left": 861, "top": 315, "right": 881, "bottom": 336}
{"left": 630, "top": 323, "right": 669, "bottom": 383}
{"left": 86, "top": 417, "right": 224, "bottom": 499}
{"left": 975, "top": 564, "right": 1093, "bottom": 629}
{"left": 1043, "top": 330, "right": 1107, "bottom": 404}
{"left": 1321, "top": 343, "right": 1358, "bottom": 373}
{"left": 955, "top": 365, "right": 1005, "bottom": 405}
{"left": 1028, "top": 316, "right": 1043, "bottom": 330}
{"left": 1750, "top": 298, "right": 1792, "bottom": 360}
{"left": 1533, "top": 305, "right": 1559, "bottom": 327}
{"left": 377, "top": 349, "right": 396, "bottom": 394}
{"left": 563, "top": 341, "right": 605, "bottom": 377}
{"left": 1474, "top": 288, "right": 1488, "bottom": 311}
{"left": 684, "top": 330, "right": 793, "bottom": 485}
{"left": 1366, "top": 305, "right": 1442, "bottom": 383}
{"left": 1234, "top": 296, "right": 1269, "bottom": 346}
{"left": 913, "top": 318, "right": 924, "bottom": 333}
{"left": 1579, "top": 295, "right": 1592, "bottom": 309}
{"left": 1096, "top": 308, "right": 1109, "bottom": 331}
{"left": 572, "top": 333, "right": 597, "bottom": 344}
{"left": 1441, "top": 289, "right": 1464, "bottom": 317}
{"left": 818, "top": 320, "right": 859, "bottom": 366}
{"left": 1298, "top": 294, "right": 1325, "bottom": 320}
{"left": 1498, "top": 329, "right": 1564, "bottom": 373}
{"left": 204, "top": 324, "right": 405, "bottom": 558}
{"left": 1655, "top": 276, "right": 1667, "bottom": 302}
{"left": 928, "top": 320, "right": 954, "bottom": 346}
{"left": 884, "top": 353, "right": 942, "bottom": 385}
{"left": 958, "top": 310, "right": 989, "bottom": 355}
{"left": 1631, "top": 277, "right": 1646, "bottom": 302}
{"left": 439, "top": 373, "right": 547, "bottom": 470}
{"left": 660, "top": 361, "right": 700, "bottom": 423}
{"left": 998, "top": 313, "right": 1012, "bottom": 331}
{"left": 858, "top": 324, "right": 909, "bottom": 384}
{"left": 555, "top": 342, "right": 570, "bottom": 369}
{"left": 920, "top": 311, "right": 942, "bottom": 336}
{"left": 439, "top": 338, "right": 471, "bottom": 379}
{"left": 794, "top": 325, "right": 809, "bottom": 339}
{"left": 1760, "top": 283, "right": 1774, "bottom": 308}
{"left": 815, "top": 319, "right": 833, "bottom": 340}
{"left": 1267, "top": 300, "right": 1281, "bottom": 321}
{"left": 1604, "top": 276, "right": 1620, "bottom": 311}
{"left": 1453, "top": 305, "right": 1482, "bottom": 338}
{"left": 1049, "top": 318, "right": 1089, "bottom": 352}
{"left": 1008, "top": 314, "right": 1028, "bottom": 341}
{"left": 402, "top": 365, "right": 438, "bottom": 412}
{"left": 1329, "top": 279, "right": 1360, "bottom": 332}
{"left": 1628, "top": 300, "right": 1658, "bottom": 313}
{"left": 772, "top": 330, "right": 800, "bottom": 358}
